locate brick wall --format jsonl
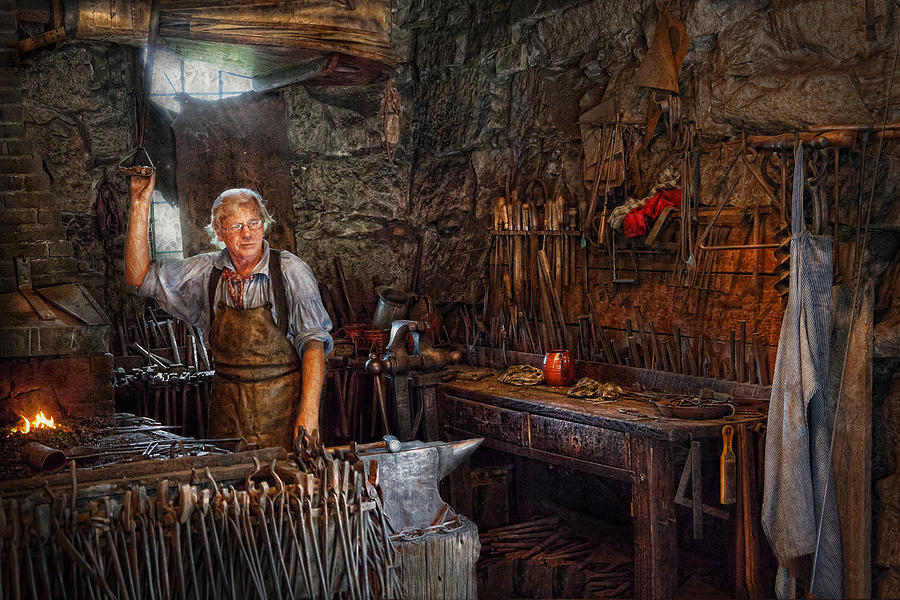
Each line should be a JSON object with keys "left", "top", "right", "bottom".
{"left": 0, "top": 4, "right": 78, "bottom": 292}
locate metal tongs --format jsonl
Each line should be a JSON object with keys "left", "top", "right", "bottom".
{"left": 117, "top": 145, "right": 156, "bottom": 178}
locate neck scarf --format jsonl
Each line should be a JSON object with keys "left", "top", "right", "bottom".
{"left": 221, "top": 268, "right": 257, "bottom": 309}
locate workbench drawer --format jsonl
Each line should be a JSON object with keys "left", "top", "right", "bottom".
{"left": 528, "top": 414, "right": 628, "bottom": 469}
{"left": 442, "top": 395, "right": 527, "bottom": 446}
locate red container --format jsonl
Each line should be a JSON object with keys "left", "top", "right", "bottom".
{"left": 542, "top": 350, "right": 575, "bottom": 386}
{"left": 341, "top": 323, "right": 368, "bottom": 351}
{"left": 362, "top": 329, "right": 390, "bottom": 353}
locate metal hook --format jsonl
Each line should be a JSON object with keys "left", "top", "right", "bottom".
{"left": 117, "top": 145, "right": 156, "bottom": 177}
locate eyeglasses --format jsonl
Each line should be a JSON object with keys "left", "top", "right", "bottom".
{"left": 222, "top": 219, "right": 264, "bottom": 234}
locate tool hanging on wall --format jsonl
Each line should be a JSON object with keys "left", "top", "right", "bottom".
{"left": 595, "top": 118, "right": 621, "bottom": 246}
{"left": 581, "top": 111, "right": 624, "bottom": 237}
{"left": 635, "top": 3, "right": 689, "bottom": 146}
{"left": 523, "top": 179, "right": 546, "bottom": 316}
{"left": 721, "top": 424, "right": 737, "bottom": 505}
{"left": 678, "top": 129, "right": 696, "bottom": 283}
{"left": 805, "top": 148, "right": 830, "bottom": 236}
{"left": 610, "top": 230, "right": 637, "bottom": 285}
{"left": 380, "top": 77, "right": 402, "bottom": 165}
{"left": 635, "top": 6, "right": 690, "bottom": 94}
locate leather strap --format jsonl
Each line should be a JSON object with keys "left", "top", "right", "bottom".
{"left": 208, "top": 265, "right": 223, "bottom": 326}
{"left": 269, "top": 249, "right": 290, "bottom": 336}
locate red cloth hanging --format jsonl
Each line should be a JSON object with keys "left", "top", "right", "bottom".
{"left": 622, "top": 189, "right": 681, "bottom": 238}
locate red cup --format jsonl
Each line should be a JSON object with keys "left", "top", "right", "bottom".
{"left": 543, "top": 350, "right": 575, "bottom": 386}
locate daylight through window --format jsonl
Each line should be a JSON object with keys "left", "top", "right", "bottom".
{"left": 147, "top": 48, "right": 254, "bottom": 113}
{"left": 150, "top": 191, "right": 184, "bottom": 260}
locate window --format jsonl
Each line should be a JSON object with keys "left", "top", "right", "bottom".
{"left": 147, "top": 48, "right": 254, "bottom": 113}
{"left": 143, "top": 49, "right": 250, "bottom": 255}
{"left": 150, "top": 191, "right": 184, "bottom": 260}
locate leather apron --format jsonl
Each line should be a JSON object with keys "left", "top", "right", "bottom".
{"left": 207, "top": 250, "right": 301, "bottom": 449}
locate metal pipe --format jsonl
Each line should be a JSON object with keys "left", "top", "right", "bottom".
{"left": 22, "top": 443, "right": 67, "bottom": 472}
{"left": 697, "top": 242, "right": 780, "bottom": 250}
{"left": 165, "top": 320, "right": 183, "bottom": 366}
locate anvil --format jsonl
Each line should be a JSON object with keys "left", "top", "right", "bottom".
{"left": 357, "top": 437, "right": 483, "bottom": 532}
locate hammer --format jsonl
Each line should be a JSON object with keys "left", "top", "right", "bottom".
{"left": 162, "top": 319, "right": 183, "bottom": 367}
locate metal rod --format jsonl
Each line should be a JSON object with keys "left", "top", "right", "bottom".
{"left": 697, "top": 242, "right": 780, "bottom": 251}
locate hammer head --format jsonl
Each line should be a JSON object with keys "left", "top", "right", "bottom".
{"left": 360, "top": 438, "right": 482, "bottom": 532}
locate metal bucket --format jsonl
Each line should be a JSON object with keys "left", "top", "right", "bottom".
{"left": 371, "top": 286, "right": 410, "bottom": 330}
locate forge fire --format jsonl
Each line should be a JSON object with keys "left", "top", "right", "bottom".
{"left": 9, "top": 410, "right": 57, "bottom": 433}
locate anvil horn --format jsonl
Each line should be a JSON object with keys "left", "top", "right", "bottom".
{"left": 438, "top": 438, "right": 483, "bottom": 480}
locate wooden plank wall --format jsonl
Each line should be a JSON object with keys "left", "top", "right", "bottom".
{"left": 830, "top": 282, "right": 874, "bottom": 598}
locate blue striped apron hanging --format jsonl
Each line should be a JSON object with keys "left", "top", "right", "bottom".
{"left": 761, "top": 143, "right": 842, "bottom": 599}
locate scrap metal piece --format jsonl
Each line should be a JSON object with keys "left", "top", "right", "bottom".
{"left": 15, "top": 257, "right": 56, "bottom": 321}
{"left": 634, "top": 7, "right": 690, "bottom": 93}
{"left": 35, "top": 283, "right": 109, "bottom": 326}
{"left": 22, "top": 442, "right": 67, "bottom": 473}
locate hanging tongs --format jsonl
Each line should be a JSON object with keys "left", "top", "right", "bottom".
{"left": 119, "top": 0, "right": 161, "bottom": 180}
{"left": 117, "top": 145, "right": 156, "bottom": 178}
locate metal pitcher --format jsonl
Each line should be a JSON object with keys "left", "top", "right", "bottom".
{"left": 371, "top": 286, "right": 411, "bottom": 330}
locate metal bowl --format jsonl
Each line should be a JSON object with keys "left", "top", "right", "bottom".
{"left": 653, "top": 399, "right": 735, "bottom": 420}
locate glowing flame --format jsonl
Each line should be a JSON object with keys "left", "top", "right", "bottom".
{"left": 10, "top": 411, "right": 56, "bottom": 434}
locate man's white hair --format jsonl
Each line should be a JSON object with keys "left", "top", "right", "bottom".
{"left": 205, "top": 188, "right": 275, "bottom": 242}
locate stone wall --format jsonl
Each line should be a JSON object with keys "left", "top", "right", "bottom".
{"left": 19, "top": 2, "right": 898, "bottom": 316}
{"left": 287, "top": 82, "right": 417, "bottom": 315}
{"left": 388, "top": 0, "right": 899, "bottom": 300}
{"left": 19, "top": 42, "right": 136, "bottom": 313}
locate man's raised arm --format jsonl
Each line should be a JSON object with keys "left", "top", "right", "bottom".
{"left": 125, "top": 172, "right": 156, "bottom": 287}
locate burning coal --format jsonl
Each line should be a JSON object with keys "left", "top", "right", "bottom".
{"left": 10, "top": 410, "right": 57, "bottom": 434}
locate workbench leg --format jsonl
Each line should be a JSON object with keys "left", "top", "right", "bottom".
{"left": 421, "top": 384, "right": 440, "bottom": 442}
{"left": 735, "top": 424, "right": 761, "bottom": 600}
{"left": 630, "top": 436, "right": 677, "bottom": 600}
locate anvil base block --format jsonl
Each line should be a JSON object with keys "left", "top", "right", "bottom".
{"left": 394, "top": 515, "right": 479, "bottom": 599}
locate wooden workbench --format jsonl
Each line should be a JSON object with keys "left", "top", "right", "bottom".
{"left": 437, "top": 360, "right": 768, "bottom": 600}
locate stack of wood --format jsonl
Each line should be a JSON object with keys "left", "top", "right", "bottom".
{"left": 477, "top": 515, "right": 634, "bottom": 598}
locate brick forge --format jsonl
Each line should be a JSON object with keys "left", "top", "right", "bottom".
{"left": 0, "top": 5, "right": 114, "bottom": 427}
{"left": 0, "top": 354, "right": 115, "bottom": 424}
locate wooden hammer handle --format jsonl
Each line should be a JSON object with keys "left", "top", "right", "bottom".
{"left": 721, "top": 424, "right": 736, "bottom": 505}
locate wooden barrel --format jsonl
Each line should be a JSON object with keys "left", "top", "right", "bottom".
{"left": 66, "top": 0, "right": 152, "bottom": 44}
{"left": 63, "top": 0, "right": 395, "bottom": 67}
